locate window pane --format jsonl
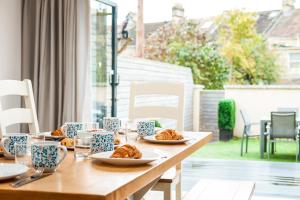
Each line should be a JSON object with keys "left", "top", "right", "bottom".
{"left": 290, "top": 62, "right": 300, "bottom": 68}
{"left": 90, "top": 1, "right": 113, "bottom": 127}
{"left": 290, "top": 53, "right": 300, "bottom": 61}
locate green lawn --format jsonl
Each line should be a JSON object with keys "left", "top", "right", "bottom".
{"left": 193, "top": 137, "right": 299, "bottom": 162}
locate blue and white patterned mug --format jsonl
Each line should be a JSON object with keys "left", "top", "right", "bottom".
{"left": 61, "top": 122, "right": 85, "bottom": 138}
{"left": 31, "top": 141, "right": 67, "bottom": 172}
{"left": 137, "top": 121, "right": 155, "bottom": 137}
{"left": 0, "top": 134, "right": 28, "bottom": 159}
{"left": 90, "top": 130, "right": 114, "bottom": 154}
{"left": 103, "top": 117, "right": 121, "bottom": 133}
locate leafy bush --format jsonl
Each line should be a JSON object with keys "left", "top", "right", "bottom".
{"left": 154, "top": 120, "right": 162, "bottom": 128}
{"left": 218, "top": 99, "right": 236, "bottom": 130}
{"left": 168, "top": 43, "right": 230, "bottom": 89}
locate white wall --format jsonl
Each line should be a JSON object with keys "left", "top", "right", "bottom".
{"left": 0, "top": 0, "right": 22, "bottom": 131}
{"left": 0, "top": 0, "right": 21, "bottom": 81}
{"left": 225, "top": 85, "right": 300, "bottom": 136}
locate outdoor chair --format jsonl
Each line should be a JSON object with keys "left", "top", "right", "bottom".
{"left": 240, "top": 109, "right": 267, "bottom": 156}
{"left": 0, "top": 80, "right": 39, "bottom": 138}
{"left": 268, "top": 112, "right": 299, "bottom": 161}
{"left": 277, "top": 107, "right": 299, "bottom": 117}
{"left": 129, "top": 81, "right": 184, "bottom": 200}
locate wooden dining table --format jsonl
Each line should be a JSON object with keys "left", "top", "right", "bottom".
{"left": 0, "top": 131, "right": 212, "bottom": 200}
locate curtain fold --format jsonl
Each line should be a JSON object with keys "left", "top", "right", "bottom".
{"left": 21, "top": 0, "right": 91, "bottom": 131}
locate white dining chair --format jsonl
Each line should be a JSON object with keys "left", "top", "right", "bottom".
{"left": 0, "top": 79, "right": 39, "bottom": 138}
{"left": 129, "top": 81, "right": 185, "bottom": 200}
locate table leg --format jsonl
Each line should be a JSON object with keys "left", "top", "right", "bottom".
{"left": 175, "top": 162, "right": 182, "bottom": 200}
{"left": 260, "top": 120, "right": 265, "bottom": 159}
{"left": 128, "top": 177, "right": 160, "bottom": 200}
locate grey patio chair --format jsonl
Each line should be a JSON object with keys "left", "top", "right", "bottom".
{"left": 277, "top": 107, "right": 299, "bottom": 117}
{"left": 269, "top": 112, "right": 300, "bottom": 161}
{"left": 240, "top": 109, "right": 265, "bottom": 156}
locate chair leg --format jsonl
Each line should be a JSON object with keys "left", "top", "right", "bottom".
{"left": 297, "top": 141, "right": 299, "bottom": 162}
{"left": 268, "top": 139, "right": 271, "bottom": 160}
{"left": 298, "top": 140, "right": 300, "bottom": 161}
{"left": 175, "top": 163, "right": 182, "bottom": 200}
{"left": 264, "top": 135, "right": 268, "bottom": 152}
{"left": 241, "top": 134, "right": 245, "bottom": 156}
{"left": 163, "top": 184, "right": 172, "bottom": 200}
{"left": 271, "top": 142, "right": 275, "bottom": 155}
{"left": 245, "top": 136, "right": 249, "bottom": 153}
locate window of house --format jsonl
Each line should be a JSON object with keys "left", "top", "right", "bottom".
{"left": 289, "top": 53, "right": 300, "bottom": 68}
{"left": 90, "top": 0, "right": 117, "bottom": 127}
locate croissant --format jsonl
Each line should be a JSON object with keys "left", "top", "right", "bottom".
{"left": 51, "top": 129, "right": 64, "bottom": 136}
{"left": 155, "top": 129, "right": 184, "bottom": 140}
{"left": 61, "top": 138, "right": 74, "bottom": 147}
{"left": 110, "top": 144, "right": 142, "bottom": 159}
{"left": 114, "top": 138, "right": 121, "bottom": 145}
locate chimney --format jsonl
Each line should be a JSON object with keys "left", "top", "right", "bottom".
{"left": 172, "top": 3, "right": 184, "bottom": 23}
{"left": 282, "top": 0, "right": 295, "bottom": 14}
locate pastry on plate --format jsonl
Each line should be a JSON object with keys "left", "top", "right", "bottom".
{"left": 110, "top": 144, "right": 142, "bottom": 159}
{"left": 0, "top": 145, "right": 4, "bottom": 153}
{"left": 114, "top": 138, "right": 121, "bottom": 145}
{"left": 51, "top": 128, "right": 64, "bottom": 137}
{"left": 155, "top": 129, "right": 183, "bottom": 140}
{"left": 61, "top": 138, "right": 74, "bottom": 147}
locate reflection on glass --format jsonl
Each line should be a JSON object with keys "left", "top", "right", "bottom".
{"left": 90, "top": 1, "right": 113, "bottom": 128}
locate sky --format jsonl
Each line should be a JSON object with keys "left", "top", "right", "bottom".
{"left": 114, "top": 0, "right": 300, "bottom": 24}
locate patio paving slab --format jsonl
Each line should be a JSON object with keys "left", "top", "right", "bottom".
{"left": 146, "top": 158, "right": 300, "bottom": 199}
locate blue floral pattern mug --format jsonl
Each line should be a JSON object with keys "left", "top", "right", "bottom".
{"left": 61, "top": 122, "right": 85, "bottom": 138}
{"left": 137, "top": 121, "right": 155, "bottom": 137}
{"left": 90, "top": 130, "right": 114, "bottom": 154}
{"left": 0, "top": 134, "right": 28, "bottom": 159}
{"left": 103, "top": 117, "right": 121, "bottom": 133}
{"left": 31, "top": 141, "right": 67, "bottom": 172}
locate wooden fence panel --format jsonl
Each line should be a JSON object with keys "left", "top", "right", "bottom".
{"left": 117, "top": 56, "right": 194, "bottom": 130}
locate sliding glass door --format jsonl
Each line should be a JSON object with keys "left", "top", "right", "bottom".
{"left": 90, "top": 0, "right": 117, "bottom": 127}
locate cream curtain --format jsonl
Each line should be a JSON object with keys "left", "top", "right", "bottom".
{"left": 21, "top": 0, "right": 91, "bottom": 131}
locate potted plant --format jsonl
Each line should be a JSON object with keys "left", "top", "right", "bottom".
{"left": 154, "top": 120, "right": 162, "bottom": 128}
{"left": 218, "top": 99, "right": 236, "bottom": 141}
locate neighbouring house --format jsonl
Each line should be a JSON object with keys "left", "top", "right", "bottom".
{"left": 120, "top": 0, "right": 300, "bottom": 84}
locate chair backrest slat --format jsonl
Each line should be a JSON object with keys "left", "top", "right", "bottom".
{"left": 277, "top": 107, "right": 299, "bottom": 117}
{"left": 271, "top": 112, "right": 296, "bottom": 139}
{"left": 0, "top": 80, "right": 29, "bottom": 96}
{"left": 240, "top": 109, "right": 251, "bottom": 126}
{"left": 133, "top": 106, "right": 180, "bottom": 120}
{"left": 0, "top": 79, "right": 39, "bottom": 138}
{"left": 0, "top": 108, "right": 33, "bottom": 128}
{"left": 129, "top": 82, "right": 185, "bottom": 131}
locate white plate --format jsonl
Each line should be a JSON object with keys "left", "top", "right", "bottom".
{"left": 43, "top": 131, "right": 65, "bottom": 140}
{"left": 0, "top": 163, "right": 29, "bottom": 181}
{"left": 143, "top": 135, "right": 191, "bottom": 144}
{"left": 90, "top": 150, "right": 160, "bottom": 166}
{"left": 130, "top": 127, "right": 162, "bottom": 133}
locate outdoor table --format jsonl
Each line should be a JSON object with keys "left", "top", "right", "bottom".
{"left": 0, "top": 131, "right": 212, "bottom": 200}
{"left": 260, "top": 117, "right": 300, "bottom": 158}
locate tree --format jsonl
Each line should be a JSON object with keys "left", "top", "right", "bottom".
{"left": 168, "top": 42, "right": 230, "bottom": 89}
{"left": 145, "top": 20, "right": 229, "bottom": 89}
{"left": 145, "top": 20, "right": 206, "bottom": 61}
{"left": 217, "top": 10, "right": 279, "bottom": 84}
